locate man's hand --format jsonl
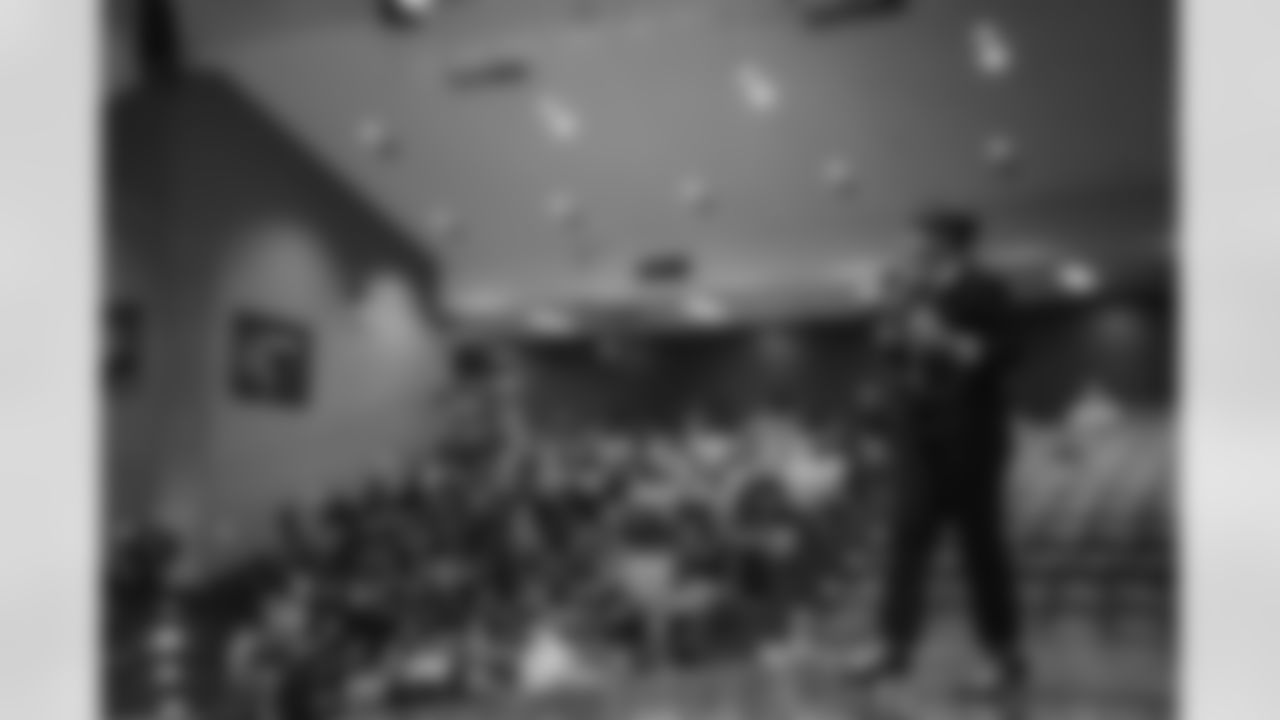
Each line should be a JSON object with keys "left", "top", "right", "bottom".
{"left": 905, "top": 307, "right": 985, "bottom": 365}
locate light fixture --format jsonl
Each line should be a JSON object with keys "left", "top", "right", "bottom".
{"left": 737, "top": 63, "right": 781, "bottom": 115}
{"left": 537, "top": 95, "right": 583, "bottom": 144}
{"left": 970, "top": 19, "right": 1015, "bottom": 79}
{"left": 376, "top": 0, "right": 442, "bottom": 31}
{"left": 795, "top": 0, "right": 912, "bottom": 30}
{"left": 683, "top": 294, "right": 729, "bottom": 325}
{"left": 529, "top": 308, "right": 573, "bottom": 335}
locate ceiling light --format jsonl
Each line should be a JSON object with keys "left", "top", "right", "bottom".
{"left": 529, "top": 309, "right": 573, "bottom": 335}
{"left": 446, "top": 53, "right": 534, "bottom": 91}
{"left": 684, "top": 295, "right": 729, "bottom": 325}
{"left": 537, "top": 96, "right": 583, "bottom": 144}
{"left": 737, "top": 63, "right": 781, "bottom": 115}
{"left": 970, "top": 19, "right": 1015, "bottom": 79}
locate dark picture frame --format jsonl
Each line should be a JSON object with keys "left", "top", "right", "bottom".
{"left": 229, "top": 310, "right": 313, "bottom": 408}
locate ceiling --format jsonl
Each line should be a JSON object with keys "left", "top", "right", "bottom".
{"left": 112, "top": 0, "right": 1176, "bottom": 318}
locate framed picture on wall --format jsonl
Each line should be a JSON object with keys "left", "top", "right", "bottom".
{"left": 229, "top": 311, "right": 313, "bottom": 408}
{"left": 106, "top": 300, "right": 143, "bottom": 393}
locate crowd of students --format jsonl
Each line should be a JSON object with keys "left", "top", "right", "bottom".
{"left": 105, "top": 408, "right": 890, "bottom": 718}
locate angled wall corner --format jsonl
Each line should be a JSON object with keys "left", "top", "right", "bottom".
{"left": 104, "top": 73, "right": 451, "bottom": 555}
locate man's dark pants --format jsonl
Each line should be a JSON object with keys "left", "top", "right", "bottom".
{"left": 877, "top": 423, "right": 1021, "bottom": 665}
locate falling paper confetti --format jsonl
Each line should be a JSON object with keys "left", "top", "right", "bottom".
{"left": 970, "top": 19, "right": 1015, "bottom": 79}
{"left": 737, "top": 62, "right": 781, "bottom": 115}
{"left": 537, "top": 95, "right": 583, "bottom": 144}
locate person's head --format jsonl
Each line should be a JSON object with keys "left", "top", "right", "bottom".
{"left": 917, "top": 207, "right": 983, "bottom": 274}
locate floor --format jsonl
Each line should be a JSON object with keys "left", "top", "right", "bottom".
{"left": 366, "top": 610, "right": 1175, "bottom": 720}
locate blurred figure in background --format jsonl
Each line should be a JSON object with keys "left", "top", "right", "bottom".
{"left": 850, "top": 209, "right": 1026, "bottom": 695}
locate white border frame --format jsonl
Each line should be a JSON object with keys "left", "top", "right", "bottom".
{"left": 3, "top": 1, "right": 1280, "bottom": 718}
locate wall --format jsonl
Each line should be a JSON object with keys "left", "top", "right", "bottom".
{"left": 495, "top": 283, "right": 1175, "bottom": 437}
{"left": 105, "top": 74, "right": 450, "bottom": 552}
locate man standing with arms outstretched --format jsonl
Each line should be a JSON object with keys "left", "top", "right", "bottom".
{"left": 850, "top": 209, "right": 1026, "bottom": 696}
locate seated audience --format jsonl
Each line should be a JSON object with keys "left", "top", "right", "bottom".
{"left": 106, "top": 398, "right": 882, "bottom": 716}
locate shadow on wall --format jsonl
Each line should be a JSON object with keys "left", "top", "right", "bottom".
{"left": 105, "top": 73, "right": 450, "bottom": 553}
